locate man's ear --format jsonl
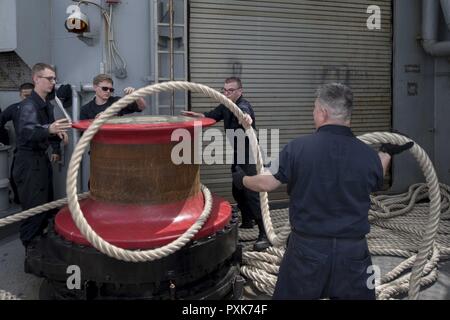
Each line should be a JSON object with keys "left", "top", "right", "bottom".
{"left": 320, "top": 107, "right": 328, "bottom": 121}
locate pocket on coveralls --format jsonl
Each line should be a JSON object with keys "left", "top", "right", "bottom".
{"left": 289, "top": 239, "right": 329, "bottom": 297}
{"left": 342, "top": 254, "right": 375, "bottom": 299}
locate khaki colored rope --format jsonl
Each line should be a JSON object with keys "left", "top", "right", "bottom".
{"left": 377, "top": 246, "right": 441, "bottom": 300}
{"left": 0, "top": 192, "right": 89, "bottom": 300}
{"left": 63, "top": 81, "right": 276, "bottom": 262}
{"left": 240, "top": 265, "right": 277, "bottom": 291}
{"left": 65, "top": 82, "right": 233, "bottom": 262}
{"left": 0, "top": 290, "right": 19, "bottom": 300}
{"left": 239, "top": 183, "right": 450, "bottom": 300}
{"left": 238, "top": 132, "right": 445, "bottom": 300}
{"left": 0, "top": 193, "right": 90, "bottom": 228}
{"left": 243, "top": 258, "right": 280, "bottom": 275}
{"left": 359, "top": 133, "right": 441, "bottom": 299}
{"left": 0, "top": 82, "right": 446, "bottom": 300}
{"left": 0, "top": 81, "right": 248, "bottom": 296}
{"left": 0, "top": 81, "right": 238, "bottom": 294}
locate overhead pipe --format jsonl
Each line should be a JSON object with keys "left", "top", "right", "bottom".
{"left": 81, "top": 83, "right": 94, "bottom": 92}
{"left": 422, "top": 0, "right": 450, "bottom": 56}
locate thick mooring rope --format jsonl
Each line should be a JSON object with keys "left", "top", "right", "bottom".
{"left": 0, "top": 81, "right": 446, "bottom": 300}
{"left": 0, "top": 290, "right": 19, "bottom": 300}
{"left": 64, "top": 83, "right": 230, "bottom": 262}
{"left": 360, "top": 133, "right": 441, "bottom": 299}
{"left": 233, "top": 108, "right": 443, "bottom": 300}
{"left": 0, "top": 193, "right": 90, "bottom": 228}
{"left": 239, "top": 182, "right": 450, "bottom": 300}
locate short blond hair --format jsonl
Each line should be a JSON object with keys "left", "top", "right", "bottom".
{"left": 93, "top": 74, "right": 113, "bottom": 86}
{"left": 32, "top": 63, "right": 55, "bottom": 77}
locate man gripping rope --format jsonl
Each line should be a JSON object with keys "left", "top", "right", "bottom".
{"left": 233, "top": 83, "right": 413, "bottom": 299}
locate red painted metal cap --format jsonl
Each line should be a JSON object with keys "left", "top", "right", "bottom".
{"left": 72, "top": 115, "right": 216, "bottom": 144}
{"left": 55, "top": 193, "right": 232, "bottom": 249}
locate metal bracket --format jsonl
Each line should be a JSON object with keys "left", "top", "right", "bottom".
{"left": 76, "top": 32, "right": 98, "bottom": 46}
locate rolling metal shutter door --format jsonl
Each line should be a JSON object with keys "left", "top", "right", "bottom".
{"left": 189, "top": 0, "right": 392, "bottom": 202}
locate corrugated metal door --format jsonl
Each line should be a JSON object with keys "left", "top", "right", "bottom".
{"left": 189, "top": 0, "right": 392, "bottom": 202}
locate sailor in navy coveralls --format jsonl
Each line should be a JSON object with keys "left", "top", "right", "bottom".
{"left": 233, "top": 83, "right": 413, "bottom": 299}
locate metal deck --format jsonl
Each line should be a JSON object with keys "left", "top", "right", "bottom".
{"left": 1, "top": 233, "right": 449, "bottom": 300}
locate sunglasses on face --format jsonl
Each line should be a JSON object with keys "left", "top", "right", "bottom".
{"left": 100, "top": 86, "right": 115, "bottom": 93}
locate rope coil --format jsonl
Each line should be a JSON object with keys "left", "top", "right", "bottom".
{"left": 0, "top": 81, "right": 447, "bottom": 300}
{"left": 238, "top": 121, "right": 445, "bottom": 300}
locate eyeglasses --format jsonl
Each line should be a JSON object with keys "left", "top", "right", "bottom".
{"left": 39, "top": 76, "right": 57, "bottom": 82}
{"left": 222, "top": 88, "right": 240, "bottom": 94}
{"left": 100, "top": 87, "right": 115, "bottom": 93}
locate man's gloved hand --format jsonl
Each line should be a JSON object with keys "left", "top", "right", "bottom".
{"left": 57, "top": 84, "right": 72, "bottom": 99}
{"left": 56, "top": 84, "right": 73, "bottom": 108}
{"left": 48, "top": 84, "right": 72, "bottom": 108}
{"left": 380, "top": 142, "right": 414, "bottom": 156}
{"left": 232, "top": 166, "right": 246, "bottom": 190}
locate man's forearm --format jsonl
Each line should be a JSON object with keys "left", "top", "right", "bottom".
{"left": 243, "top": 174, "right": 281, "bottom": 192}
{"left": 378, "top": 152, "right": 391, "bottom": 176}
